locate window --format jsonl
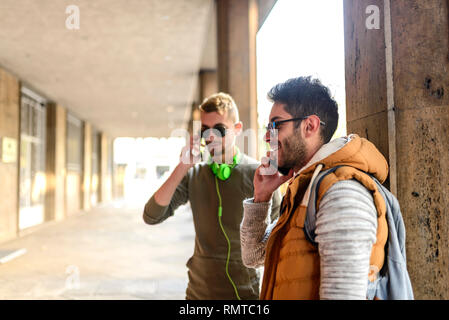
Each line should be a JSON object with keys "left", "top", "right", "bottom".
{"left": 19, "top": 88, "right": 46, "bottom": 229}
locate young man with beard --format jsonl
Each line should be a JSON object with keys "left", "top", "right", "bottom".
{"left": 240, "top": 76, "right": 389, "bottom": 300}
{"left": 143, "top": 93, "right": 281, "bottom": 300}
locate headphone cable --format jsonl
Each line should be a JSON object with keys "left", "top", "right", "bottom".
{"left": 215, "top": 176, "right": 241, "bottom": 300}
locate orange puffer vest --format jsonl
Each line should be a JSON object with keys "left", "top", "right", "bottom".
{"left": 260, "top": 135, "right": 389, "bottom": 300}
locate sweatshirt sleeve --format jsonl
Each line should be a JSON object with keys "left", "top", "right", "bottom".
{"left": 143, "top": 173, "right": 189, "bottom": 225}
{"left": 240, "top": 197, "right": 278, "bottom": 269}
{"left": 315, "top": 179, "right": 378, "bottom": 300}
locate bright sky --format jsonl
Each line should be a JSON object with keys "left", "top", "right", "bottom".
{"left": 257, "top": 0, "right": 347, "bottom": 138}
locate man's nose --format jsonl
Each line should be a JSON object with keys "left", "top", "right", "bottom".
{"left": 206, "top": 134, "right": 223, "bottom": 144}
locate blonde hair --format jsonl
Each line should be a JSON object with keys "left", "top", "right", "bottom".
{"left": 199, "top": 92, "right": 239, "bottom": 123}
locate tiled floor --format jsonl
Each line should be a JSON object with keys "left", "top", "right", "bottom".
{"left": 0, "top": 195, "right": 195, "bottom": 300}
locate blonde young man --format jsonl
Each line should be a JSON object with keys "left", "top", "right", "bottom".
{"left": 143, "top": 93, "right": 281, "bottom": 300}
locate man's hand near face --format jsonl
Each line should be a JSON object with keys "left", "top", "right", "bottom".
{"left": 253, "top": 154, "right": 293, "bottom": 203}
{"left": 179, "top": 135, "right": 202, "bottom": 170}
{"left": 154, "top": 135, "right": 201, "bottom": 206}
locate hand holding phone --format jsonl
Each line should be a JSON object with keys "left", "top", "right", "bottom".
{"left": 179, "top": 135, "right": 202, "bottom": 168}
{"left": 253, "top": 154, "right": 293, "bottom": 203}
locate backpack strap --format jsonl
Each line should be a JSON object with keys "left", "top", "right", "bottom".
{"left": 303, "top": 167, "right": 414, "bottom": 300}
{"left": 303, "top": 166, "right": 343, "bottom": 246}
{"left": 370, "top": 177, "right": 414, "bottom": 299}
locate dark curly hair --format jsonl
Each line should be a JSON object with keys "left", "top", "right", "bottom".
{"left": 267, "top": 76, "right": 339, "bottom": 143}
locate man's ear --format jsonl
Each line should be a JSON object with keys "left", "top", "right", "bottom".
{"left": 234, "top": 121, "right": 243, "bottom": 136}
{"left": 303, "top": 115, "right": 321, "bottom": 138}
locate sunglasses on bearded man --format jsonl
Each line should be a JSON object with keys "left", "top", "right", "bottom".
{"left": 200, "top": 124, "right": 230, "bottom": 139}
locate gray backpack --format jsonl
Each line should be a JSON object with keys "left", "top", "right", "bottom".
{"left": 304, "top": 166, "right": 414, "bottom": 300}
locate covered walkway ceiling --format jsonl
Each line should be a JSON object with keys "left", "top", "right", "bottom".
{"left": 0, "top": 0, "right": 215, "bottom": 137}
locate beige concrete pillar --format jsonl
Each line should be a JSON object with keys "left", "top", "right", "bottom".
{"left": 344, "top": 0, "right": 390, "bottom": 168}
{"left": 344, "top": 0, "right": 449, "bottom": 299}
{"left": 45, "top": 103, "right": 67, "bottom": 222}
{"left": 82, "top": 122, "right": 92, "bottom": 211}
{"left": 199, "top": 69, "right": 218, "bottom": 102}
{"left": 65, "top": 114, "right": 83, "bottom": 217}
{"left": 189, "top": 69, "right": 218, "bottom": 134}
{"left": 99, "top": 132, "right": 112, "bottom": 203}
{"left": 0, "top": 68, "right": 20, "bottom": 243}
{"left": 217, "top": 0, "right": 259, "bottom": 158}
{"left": 109, "top": 138, "right": 114, "bottom": 200}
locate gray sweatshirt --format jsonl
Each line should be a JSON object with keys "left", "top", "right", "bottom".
{"left": 240, "top": 179, "right": 378, "bottom": 300}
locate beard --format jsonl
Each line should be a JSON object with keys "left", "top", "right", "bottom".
{"left": 272, "top": 131, "right": 308, "bottom": 175}
{"left": 276, "top": 162, "right": 293, "bottom": 176}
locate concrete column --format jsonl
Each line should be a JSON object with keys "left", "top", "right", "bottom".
{"left": 189, "top": 70, "right": 218, "bottom": 134}
{"left": 0, "top": 67, "right": 20, "bottom": 243}
{"left": 99, "top": 132, "right": 112, "bottom": 203}
{"left": 82, "top": 122, "right": 92, "bottom": 211}
{"left": 45, "top": 103, "right": 67, "bottom": 222}
{"left": 113, "top": 164, "right": 126, "bottom": 199}
{"left": 217, "top": 0, "right": 259, "bottom": 158}
{"left": 110, "top": 138, "right": 115, "bottom": 200}
{"left": 65, "top": 114, "right": 83, "bottom": 217}
{"left": 91, "top": 129, "right": 100, "bottom": 206}
{"left": 344, "top": 0, "right": 449, "bottom": 299}
{"left": 344, "top": 0, "right": 389, "bottom": 168}
{"left": 188, "top": 78, "right": 201, "bottom": 136}
{"left": 199, "top": 69, "right": 218, "bottom": 102}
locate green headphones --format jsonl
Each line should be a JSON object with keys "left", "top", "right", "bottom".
{"left": 208, "top": 148, "right": 241, "bottom": 181}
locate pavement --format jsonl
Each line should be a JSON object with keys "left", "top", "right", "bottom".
{"left": 0, "top": 189, "right": 196, "bottom": 300}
